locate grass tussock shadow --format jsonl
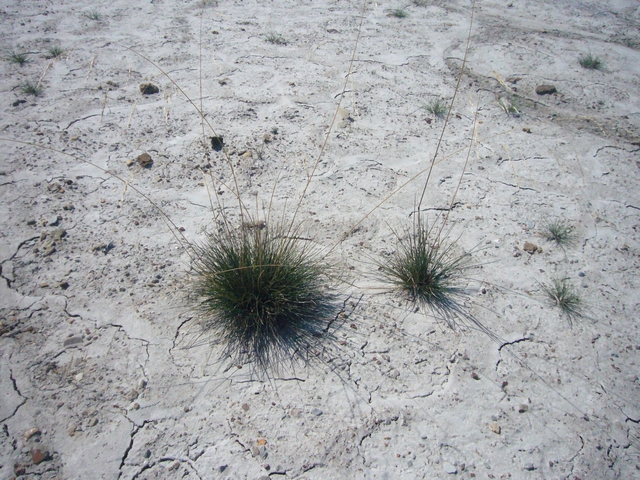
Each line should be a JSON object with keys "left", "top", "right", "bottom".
{"left": 190, "top": 219, "right": 343, "bottom": 374}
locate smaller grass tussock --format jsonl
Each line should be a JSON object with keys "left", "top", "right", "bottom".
{"left": 20, "top": 81, "right": 42, "bottom": 96}
{"left": 498, "top": 96, "right": 520, "bottom": 116}
{"left": 45, "top": 46, "right": 65, "bottom": 59}
{"left": 579, "top": 53, "right": 603, "bottom": 70}
{"left": 387, "top": 9, "right": 408, "bottom": 18}
{"left": 543, "top": 219, "right": 576, "bottom": 247}
{"left": 82, "top": 9, "right": 102, "bottom": 21}
{"left": 540, "top": 277, "right": 583, "bottom": 324}
{"left": 264, "top": 33, "right": 286, "bottom": 45}
{"left": 379, "top": 216, "right": 472, "bottom": 328}
{"left": 425, "top": 98, "right": 448, "bottom": 118}
{"left": 191, "top": 221, "right": 337, "bottom": 372}
{"left": 7, "top": 51, "right": 28, "bottom": 66}
{"left": 412, "top": 0, "right": 430, "bottom": 6}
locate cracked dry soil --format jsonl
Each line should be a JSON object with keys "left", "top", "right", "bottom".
{"left": 2, "top": 0, "right": 640, "bottom": 478}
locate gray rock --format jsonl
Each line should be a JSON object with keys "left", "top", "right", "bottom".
{"left": 258, "top": 445, "right": 268, "bottom": 459}
{"left": 51, "top": 228, "right": 66, "bottom": 241}
{"left": 524, "top": 463, "right": 536, "bottom": 471}
{"left": 140, "top": 83, "right": 159, "bottom": 95}
{"left": 310, "top": 408, "right": 323, "bottom": 416}
{"left": 136, "top": 153, "right": 153, "bottom": 168}
{"left": 535, "top": 84, "right": 557, "bottom": 95}
{"left": 444, "top": 462, "right": 457, "bottom": 474}
{"left": 64, "top": 336, "right": 83, "bottom": 348}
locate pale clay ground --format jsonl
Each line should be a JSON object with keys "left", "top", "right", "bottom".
{"left": 1, "top": 0, "right": 640, "bottom": 479}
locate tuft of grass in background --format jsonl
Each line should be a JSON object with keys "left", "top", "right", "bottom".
{"left": 412, "top": 0, "right": 431, "bottom": 5}
{"left": 579, "top": 53, "right": 603, "bottom": 70}
{"left": 379, "top": 215, "right": 472, "bottom": 328}
{"left": 191, "top": 222, "right": 338, "bottom": 371}
{"left": 540, "top": 277, "right": 583, "bottom": 324}
{"left": 264, "top": 33, "right": 287, "bottom": 45}
{"left": 20, "top": 81, "right": 42, "bottom": 96}
{"left": 498, "top": 96, "right": 520, "bottom": 116}
{"left": 425, "top": 98, "right": 449, "bottom": 118}
{"left": 7, "top": 51, "right": 28, "bottom": 66}
{"left": 82, "top": 9, "right": 102, "bottom": 21}
{"left": 543, "top": 219, "right": 576, "bottom": 248}
{"left": 387, "top": 9, "right": 408, "bottom": 18}
{"left": 45, "top": 46, "right": 65, "bottom": 59}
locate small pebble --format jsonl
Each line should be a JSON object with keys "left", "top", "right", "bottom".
{"left": 518, "top": 404, "right": 528, "bottom": 413}
{"left": 311, "top": 408, "right": 323, "bottom": 416}
{"left": 489, "top": 423, "right": 501, "bottom": 434}
{"left": 139, "top": 83, "right": 159, "bottom": 95}
{"left": 31, "top": 449, "right": 49, "bottom": 464}
{"left": 63, "top": 336, "right": 83, "bottom": 348}
{"left": 23, "top": 428, "right": 40, "bottom": 440}
{"left": 444, "top": 462, "right": 457, "bottom": 474}
{"left": 136, "top": 153, "right": 153, "bottom": 168}
{"left": 524, "top": 463, "right": 535, "bottom": 471}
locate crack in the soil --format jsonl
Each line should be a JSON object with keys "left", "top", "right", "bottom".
{"left": 118, "top": 419, "right": 154, "bottom": 479}
{"left": 496, "top": 336, "right": 530, "bottom": 369}
{"left": 1, "top": 369, "right": 27, "bottom": 423}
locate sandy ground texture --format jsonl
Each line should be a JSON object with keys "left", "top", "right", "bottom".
{"left": 1, "top": 0, "right": 640, "bottom": 478}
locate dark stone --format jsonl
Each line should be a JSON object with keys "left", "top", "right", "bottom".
{"left": 92, "top": 242, "right": 115, "bottom": 255}
{"left": 136, "top": 153, "right": 153, "bottom": 168}
{"left": 535, "top": 84, "right": 557, "bottom": 95}
{"left": 210, "top": 136, "right": 224, "bottom": 151}
{"left": 14, "top": 463, "right": 26, "bottom": 475}
{"left": 64, "top": 336, "right": 83, "bottom": 348}
{"left": 12, "top": 99, "right": 27, "bottom": 107}
{"left": 139, "top": 83, "right": 159, "bottom": 95}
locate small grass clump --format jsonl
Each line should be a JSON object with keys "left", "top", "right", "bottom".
{"left": 264, "top": 33, "right": 286, "bottom": 45}
{"left": 425, "top": 98, "right": 449, "bottom": 118}
{"left": 412, "top": 0, "right": 430, "bottom": 6}
{"left": 192, "top": 222, "right": 337, "bottom": 371}
{"left": 20, "top": 81, "right": 42, "bottom": 96}
{"left": 379, "top": 216, "right": 472, "bottom": 327}
{"left": 45, "top": 46, "right": 65, "bottom": 59}
{"left": 7, "top": 51, "right": 28, "bottom": 66}
{"left": 579, "top": 53, "right": 603, "bottom": 70}
{"left": 540, "top": 277, "right": 583, "bottom": 324}
{"left": 82, "top": 9, "right": 102, "bottom": 21}
{"left": 387, "top": 9, "right": 408, "bottom": 18}
{"left": 543, "top": 219, "right": 576, "bottom": 248}
{"left": 498, "top": 96, "right": 520, "bottom": 116}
